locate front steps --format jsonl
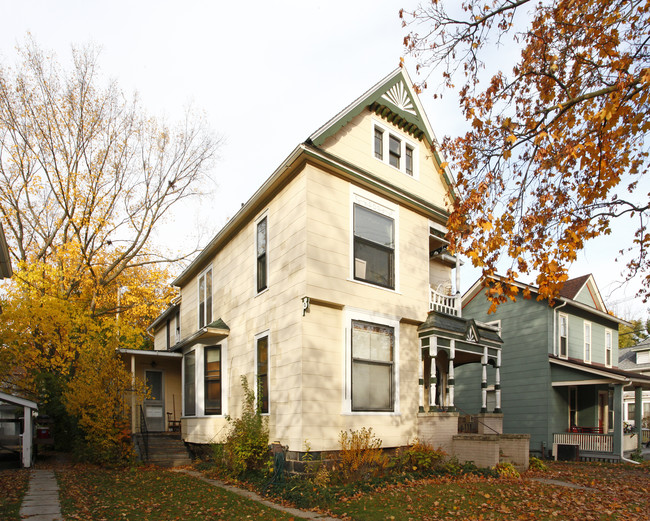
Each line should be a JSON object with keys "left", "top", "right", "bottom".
{"left": 135, "top": 432, "right": 192, "bottom": 467}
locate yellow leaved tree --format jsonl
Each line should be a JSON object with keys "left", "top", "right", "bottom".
{"left": 0, "top": 40, "right": 219, "bottom": 461}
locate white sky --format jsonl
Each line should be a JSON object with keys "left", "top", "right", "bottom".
{"left": 1, "top": 0, "right": 646, "bottom": 318}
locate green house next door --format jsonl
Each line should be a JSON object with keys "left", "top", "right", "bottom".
{"left": 144, "top": 370, "right": 165, "bottom": 432}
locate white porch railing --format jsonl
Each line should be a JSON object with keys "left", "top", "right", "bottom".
{"left": 553, "top": 432, "right": 614, "bottom": 453}
{"left": 429, "top": 287, "right": 460, "bottom": 316}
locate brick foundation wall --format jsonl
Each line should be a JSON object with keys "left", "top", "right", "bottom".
{"left": 416, "top": 412, "right": 459, "bottom": 454}
{"left": 452, "top": 433, "right": 530, "bottom": 471}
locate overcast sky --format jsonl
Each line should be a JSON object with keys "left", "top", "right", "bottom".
{"left": 1, "top": 0, "right": 646, "bottom": 317}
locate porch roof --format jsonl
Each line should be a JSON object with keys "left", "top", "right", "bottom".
{"left": 550, "top": 355, "right": 650, "bottom": 389}
{"left": 170, "top": 318, "right": 230, "bottom": 352}
{"left": 418, "top": 311, "right": 502, "bottom": 347}
{"left": 0, "top": 390, "right": 38, "bottom": 410}
{"left": 117, "top": 348, "right": 182, "bottom": 359}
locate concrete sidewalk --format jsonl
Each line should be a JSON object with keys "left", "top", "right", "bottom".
{"left": 19, "top": 469, "right": 63, "bottom": 521}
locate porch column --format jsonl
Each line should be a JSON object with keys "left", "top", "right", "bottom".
{"left": 455, "top": 255, "right": 461, "bottom": 317}
{"left": 131, "top": 354, "right": 136, "bottom": 434}
{"left": 419, "top": 342, "right": 426, "bottom": 413}
{"left": 481, "top": 347, "right": 488, "bottom": 413}
{"left": 448, "top": 340, "right": 455, "bottom": 410}
{"left": 22, "top": 406, "right": 32, "bottom": 468}
{"left": 635, "top": 386, "right": 643, "bottom": 451}
{"left": 429, "top": 341, "right": 437, "bottom": 410}
{"left": 494, "top": 350, "right": 502, "bottom": 413}
{"left": 613, "top": 384, "right": 623, "bottom": 457}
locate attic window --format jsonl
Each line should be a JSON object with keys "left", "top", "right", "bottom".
{"left": 372, "top": 120, "right": 418, "bottom": 179}
{"left": 638, "top": 350, "right": 650, "bottom": 364}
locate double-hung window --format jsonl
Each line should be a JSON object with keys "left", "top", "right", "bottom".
{"left": 559, "top": 313, "right": 568, "bottom": 358}
{"left": 256, "top": 216, "right": 268, "bottom": 293}
{"left": 198, "top": 268, "right": 212, "bottom": 329}
{"left": 256, "top": 334, "right": 269, "bottom": 414}
{"left": 373, "top": 122, "right": 418, "bottom": 178}
{"left": 353, "top": 204, "right": 395, "bottom": 289}
{"left": 351, "top": 320, "right": 394, "bottom": 412}
{"left": 204, "top": 346, "right": 222, "bottom": 415}
{"left": 184, "top": 351, "right": 196, "bottom": 416}
{"left": 584, "top": 322, "right": 592, "bottom": 363}
{"left": 605, "top": 329, "right": 612, "bottom": 367}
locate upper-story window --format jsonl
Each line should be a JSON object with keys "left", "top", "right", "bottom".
{"left": 373, "top": 121, "right": 418, "bottom": 178}
{"left": 584, "top": 321, "right": 592, "bottom": 363}
{"left": 198, "top": 268, "right": 212, "bottom": 329}
{"left": 353, "top": 203, "right": 395, "bottom": 289}
{"left": 256, "top": 216, "right": 268, "bottom": 293}
{"left": 559, "top": 313, "right": 568, "bottom": 359}
{"left": 605, "top": 329, "right": 613, "bottom": 367}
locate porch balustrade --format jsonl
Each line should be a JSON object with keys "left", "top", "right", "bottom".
{"left": 429, "top": 287, "right": 460, "bottom": 316}
{"left": 553, "top": 432, "right": 614, "bottom": 454}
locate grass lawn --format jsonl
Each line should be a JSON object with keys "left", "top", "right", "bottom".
{"left": 0, "top": 467, "right": 31, "bottom": 520}
{"left": 323, "top": 461, "right": 650, "bottom": 520}
{"left": 57, "top": 465, "right": 305, "bottom": 520}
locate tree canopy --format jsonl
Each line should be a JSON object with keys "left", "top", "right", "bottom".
{"left": 0, "top": 41, "right": 220, "bottom": 461}
{"left": 402, "top": 0, "right": 650, "bottom": 308}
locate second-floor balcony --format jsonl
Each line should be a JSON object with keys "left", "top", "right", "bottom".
{"left": 430, "top": 285, "right": 461, "bottom": 316}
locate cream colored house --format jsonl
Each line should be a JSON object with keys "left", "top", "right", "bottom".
{"left": 137, "top": 69, "right": 527, "bottom": 469}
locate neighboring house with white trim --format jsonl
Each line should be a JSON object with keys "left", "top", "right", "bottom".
{"left": 619, "top": 338, "right": 650, "bottom": 433}
{"left": 459, "top": 274, "right": 650, "bottom": 460}
{"left": 129, "top": 69, "right": 531, "bottom": 470}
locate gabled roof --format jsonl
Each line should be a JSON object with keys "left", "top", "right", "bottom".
{"left": 307, "top": 67, "right": 456, "bottom": 199}
{"left": 171, "top": 69, "right": 453, "bottom": 288}
{"left": 0, "top": 390, "right": 37, "bottom": 410}
{"left": 462, "top": 275, "right": 628, "bottom": 326}
{"left": 559, "top": 274, "right": 606, "bottom": 312}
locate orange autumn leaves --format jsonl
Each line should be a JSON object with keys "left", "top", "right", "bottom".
{"left": 404, "top": 0, "right": 650, "bottom": 306}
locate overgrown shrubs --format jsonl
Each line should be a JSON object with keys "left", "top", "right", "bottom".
{"left": 213, "top": 376, "right": 269, "bottom": 477}
{"left": 337, "top": 427, "right": 389, "bottom": 483}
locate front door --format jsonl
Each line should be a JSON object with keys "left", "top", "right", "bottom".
{"left": 144, "top": 370, "right": 164, "bottom": 432}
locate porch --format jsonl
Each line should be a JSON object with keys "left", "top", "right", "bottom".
{"left": 552, "top": 432, "right": 616, "bottom": 461}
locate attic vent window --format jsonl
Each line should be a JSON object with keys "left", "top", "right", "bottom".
{"left": 372, "top": 120, "right": 418, "bottom": 179}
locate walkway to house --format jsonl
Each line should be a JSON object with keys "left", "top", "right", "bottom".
{"left": 19, "top": 469, "right": 62, "bottom": 521}
{"left": 174, "top": 469, "right": 341, "bottom": 521}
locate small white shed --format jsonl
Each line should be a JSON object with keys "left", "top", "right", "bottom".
{"left": 0, "top": 391, "right": 38, "bottom": 468}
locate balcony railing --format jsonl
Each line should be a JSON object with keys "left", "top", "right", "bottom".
{"left": 553, "top": 432, "right": 613, "bottom": 454}
{"left": 429, "top": 286, "right": 460, "bottom": 316}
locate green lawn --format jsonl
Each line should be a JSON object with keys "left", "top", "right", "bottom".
{"left": 0, "top": 467, "right": 30, "bottom": 520}
{"left": 57, "top": 465, "right": 304, "bottom": 521}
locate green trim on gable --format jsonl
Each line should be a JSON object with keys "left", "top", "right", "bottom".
{"left": 309, "top": 69, "right": 434, "bottom": 148}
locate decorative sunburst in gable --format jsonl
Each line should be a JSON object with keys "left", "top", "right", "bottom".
{"left": 381, "top": 81, "right": 416, "bottom": 115}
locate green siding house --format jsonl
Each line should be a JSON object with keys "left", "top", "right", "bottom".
{"left": 457, "top": 274, "right": 650, "bottom": 460}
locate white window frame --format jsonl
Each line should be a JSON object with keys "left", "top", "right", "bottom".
{"left": 605, "top": 328, "right": 613, "bottom": 367}
{"left": 583, "top": 321, "right": 592, "bottom": 364}
{"left": 204, "top": 344, "right": 223, "bottom": 416}
{"left": 183, "top": 342, "right": 228, "bottom": 418}
{"left": 349, "top": 186, "right": 399, "bottom": 292}
{"left": 198, "top": 266, "right": 213, "bottom": 329}
{"left": 342, "top": 307, "right": 400, "bottom": 416}
{"left": 182, "top": 349, "right": 196, "bottom": 417}
{"left": 255, "top": 211, "right": 269, "bottom": 295}
{"left": 254, "top": 330, "right": 271, "bottom": 415}
{"left": 372, "top": 119, "right": 419, "bottom": 179}
{"left": 558, "top": 313, "right": 568, "bottom": 359}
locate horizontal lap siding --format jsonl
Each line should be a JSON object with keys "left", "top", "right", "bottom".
{"left": 321, "top": 112, "right": 450, "bottom": 211}
{"left": 463, "top": 296, "right": 552, "bottom": 453}
{"left": 183, "top": 171, "right": 308, "bottom": 445}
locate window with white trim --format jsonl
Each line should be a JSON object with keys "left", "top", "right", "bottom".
{"left": 204, "top": 345, "right": 222, "bottom": 415}
{"left": 184, "top": 351, "right": 196, "bottom": 416}
{"left": 256, "top": 333, "right": 269, "bottom": 414}
{"left": 605, "top": 329, "right": 613, "bottom": 367}
{"left": 256, "top": 216, "right": 268, "bottom": 293}
{"left": 198, "top": 268, "right": 212, "bottom": 329}
{"left": 353, "top": 204, "right": 395, "bottom": 289}
{"left": 372, "top": 121, "right": 418, "bottom": 178}
{"left": 584, "top": 321, "right": 592, "bottom": 363}
{"left": 351, "top": 320, "right": 394, "bottom": 412}
{"left": 559, "top": 313, "right": 568, "bottom": 358}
